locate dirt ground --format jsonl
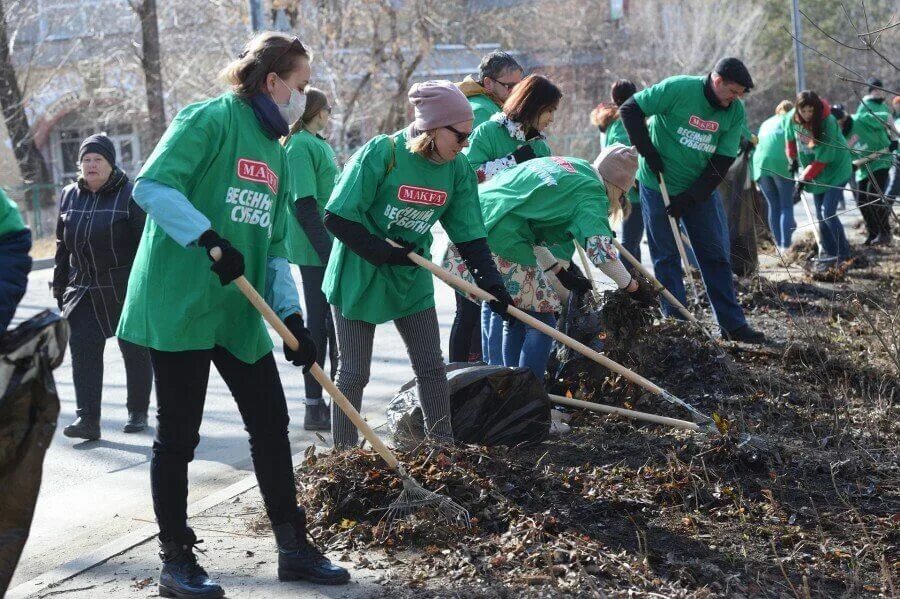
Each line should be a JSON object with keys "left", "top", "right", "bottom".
{"left": 28, "top": 226, "right": 898, "bottom": 599}
{"left": 288, "top": 229, "right": 899, "bottom": 598}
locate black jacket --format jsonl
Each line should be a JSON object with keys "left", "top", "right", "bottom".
{"left": 52, "top": 169, "right": 145, "bottom": 337}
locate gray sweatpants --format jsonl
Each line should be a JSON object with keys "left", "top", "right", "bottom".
{"left": 330, "top": 306, "right": 452, "bottom": 449}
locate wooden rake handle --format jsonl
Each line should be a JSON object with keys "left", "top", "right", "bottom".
{"left": 210, "top": 248, "right": 399, "bottom": 470}
{"left": 610, "top": 238, "right": 712, "bottom": 337}
{"left": 549, "top": 394, "right": 700, "bottom": 432}
{"left": 389, "top": 241, "right": 667, "bottom": 397}
{"left": 659, "top": 174, "right": 701, "bottom": 304}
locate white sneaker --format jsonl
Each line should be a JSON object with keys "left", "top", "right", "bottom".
{"left": 549, "top": 418, "right": 571, "bottom": 435}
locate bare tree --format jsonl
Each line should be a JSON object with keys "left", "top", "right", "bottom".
{"left": 129, "top": 0, "right": 167, "bottom": 147}
{"left": 0, "top": 0, "right": 51, "bottom": 188}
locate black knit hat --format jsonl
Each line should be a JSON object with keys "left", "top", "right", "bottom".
{"left": 713, "top": 57, "right": 754, "bottom": 90}
{"left": 78, "top": 134, "right": 116, "bottom": 167}
{"left": 866, "top": 77, "right": 883, "bottom": 92}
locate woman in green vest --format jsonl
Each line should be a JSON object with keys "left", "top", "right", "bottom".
{"left": 599, "top": 79, "right": 644, "bottom": 261}
{"left": 785, "top": 91, "right": 853, "bottom": 269}
{"left": 752, "top": 100, "right": 795, "bottom": 250}
{"left": 322, "top": 80, "right": 513, "bottom": 449}
{"left": 464, "top": 74, "right": 560, "bottom": 182}
{"left": 283, "top": 87, "right": 340, "bottom": 431}
{"left": 451, "top": 147, "right": 657, "bottom": 382}
{"left": 117, "top": 33, "right": 349, "bottom": 597}
{"left": 443, "top": 74, "right": 561, "bottom": 365}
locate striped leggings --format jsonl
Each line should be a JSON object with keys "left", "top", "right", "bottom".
{"left": 330, "top": 306, "right": 452, "bottom": 449}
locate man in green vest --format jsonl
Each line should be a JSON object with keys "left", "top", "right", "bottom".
{"left": 457, "top": 50, "right": 523, "bottom": 128}
{"left": 620, "top": 57, "right": 766, "bottom": 344}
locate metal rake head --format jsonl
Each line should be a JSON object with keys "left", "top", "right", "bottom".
{"left": 379, "top": 474, "right": 471, "bottom": 536}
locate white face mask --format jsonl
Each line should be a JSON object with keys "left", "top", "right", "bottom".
{"left": 276, "top": 76, "right": 306, "bottom": 125}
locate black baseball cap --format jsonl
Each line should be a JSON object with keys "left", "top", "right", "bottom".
{"left": 714, "top": 57, "right": 754, "bottom": 91}
{"left": 866, "top": 77, "right": 883, "bottom": 92}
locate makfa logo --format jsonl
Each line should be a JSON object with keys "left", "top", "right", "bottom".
{"left": 397, "top": 185, "right": 447, "bottom": 207}
{"left": 237, "top": 158, "right": 278, "bottom": 194}
{"left": 688, "top": 115, "right": 720, "bottom": 132}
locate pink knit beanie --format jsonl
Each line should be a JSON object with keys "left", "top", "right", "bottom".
{"left": 593, "top": 144, "right": 639, "bottom": 193}
{"left": 408, "top": 80, "right": 473, "bottom": 131}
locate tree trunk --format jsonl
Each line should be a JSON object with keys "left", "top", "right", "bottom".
{"left": 0, "top": 0, "right": 52, "bottom": 188}
{"left": 133, "top": 0, "right": 166, "bottom": 148}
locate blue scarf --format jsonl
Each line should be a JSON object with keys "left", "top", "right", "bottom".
{"left": 248, "top": 93, "right": 289, "bottom": 139}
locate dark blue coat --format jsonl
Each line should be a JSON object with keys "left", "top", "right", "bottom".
{"left": 0, "top": 227, "right": 31, "bottom": 333}
{"left": 52, "top": 169, "right": 145, "bottom": 338}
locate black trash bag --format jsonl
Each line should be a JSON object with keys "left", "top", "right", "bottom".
{"left": 0, "top": 310, "right": 68, "bottom": 594}
{"left": 387, "top": 363, "right": 550, "bottom": 447}
{"left": 719, "top": 150, "right": 761, "bottom": 277}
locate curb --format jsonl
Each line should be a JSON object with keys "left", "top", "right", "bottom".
{"left": 6, "top": 448, "right": 308, "bottom": 599}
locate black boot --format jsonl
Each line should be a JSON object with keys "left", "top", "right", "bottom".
{"left": 123, "top": 411, "right": 148, "bottom": 433}
{"left": 158, "top": 531, "right": 224, "bottom": 599}
{"left": 274, "top": 509, "right": 350, "bottom": 585}
{"left": 63, "top": 416, "right": 100, "bottom": 441}
{"left": 303, "top": 402, "right": 331, "bottom": 431}
{"left": 722, "top": 324, "right": 767, "bottom": 344}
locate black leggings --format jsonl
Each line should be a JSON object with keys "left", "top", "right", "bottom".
{"left": 448, "top": 293, "right": 481, "bottom": 363}
{"left": 858, "top": 168, "right": 892, "bottom": 239}
{"left": 298, "top": 265, "right": 336, "bottom": 401}
{"left": 149, "top": 347, "right": 297, "bottom": 542}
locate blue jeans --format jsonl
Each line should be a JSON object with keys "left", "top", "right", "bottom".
{"left": 502, "top": 310, "right": 556, "bottom": 381}
{"left": 757, "top": 175, "right": 796, "bottom": 248}
{"left": 813, "top": 183, "right": 850, "bottom": 260}
{"left": 480, "top": 301, "right": 504, "bottom": 365}
{"left": 620, "top": 203, "right": 645, "bottom": 263}
{"left": 640, "top": 184, "right": 747, "bottom": 333}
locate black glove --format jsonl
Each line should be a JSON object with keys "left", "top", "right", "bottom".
{"left": 485, "top": 283, "right": 514, "bottom": 322}
{"left": 889, "top": 139, "right": 898, "bottom": 153}
{"left": 789, "top": 158, "right": 799, "bottom": 176}
{"left": 644, "top": 147, "right": 665, "bottom": 178}
{"left": 627, "top": 277, "right": 658, "bottom": 306}
{"left": 554, "top": 263, "right": 593, "bottom": 293}
{"left": 198, "top": 230, "right": 245, "bottom": 286}
{"left": 283, "top": 313, "right": 317, "bottom": 371}
{"left": 511, "top": 144, "right": 537, "bottom": 165}
{"left": 792, "top": 182, "right": 805, "bottom": 205}
{"left": 665, "top": 192, "right": 694, "bottom": 219}
{"left": 383, "top": 239, "right": 418, "bottom": 267}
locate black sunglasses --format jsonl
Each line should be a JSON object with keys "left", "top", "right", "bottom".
{"left": 444, "top": 125, "right": 471, "bottom": 144}
{"left": 489, "top": 77, "right": 518, "bottom": 91}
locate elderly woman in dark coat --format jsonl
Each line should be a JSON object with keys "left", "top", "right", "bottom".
{"left": 53, "top": 134, "right": 153, "bottom": 441}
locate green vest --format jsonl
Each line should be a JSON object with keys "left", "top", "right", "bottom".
{"left": 751, "top": 113, "right": 791, "bottom": 182}
{"left": 479, "top": 156, "right": 613, "bottom": 265}
{"left": 633, "top": 75, "right": 746, "bottom": 195}
{"left": 322, "top": 128, "right": 486, "bottom": 324}
{"left": 283, "top": 129, "right": 340, "bottom": 266}
{"left": 117, "top": 93, "right": 293, "bottom": 363}
{"left": 463, "top": 114, "right": 552, "bottom": 175}
{"left": 785, "top": 110, "right": 852, "bottom": 194}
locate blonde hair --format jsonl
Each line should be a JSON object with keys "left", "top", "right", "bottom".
{"left": 220, "top": 32, "right": 310, "bottom": 99}
{"left": 606, "top": 182, "right": 630, "bottom": 226}
{"left": 405, "top": 129, "right": 437, "bottom": 158}
{"left": 775, "top": 100, "right": 793, "bottom": 116}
